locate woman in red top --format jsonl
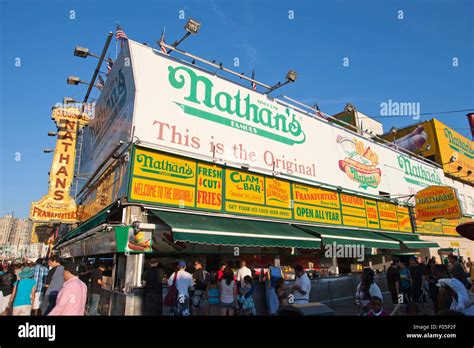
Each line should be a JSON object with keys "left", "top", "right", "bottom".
{"left": 217, "top": 263, "right": 226, "bottom": 281}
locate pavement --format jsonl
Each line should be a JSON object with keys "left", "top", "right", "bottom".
{"left": 324, "top": 291, "right": 436, "bottom": 316}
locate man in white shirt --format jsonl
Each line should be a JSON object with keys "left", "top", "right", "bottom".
{"left": 292, "top": 265, "right": 311, "bottom": 304}
{"left": 168, "top": 261, "right": 193, "bottom": 316}
{"left": 236, "top": 261, "right": 252, "bottom": 288}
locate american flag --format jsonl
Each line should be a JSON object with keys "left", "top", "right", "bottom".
{"left": 251, "top": 69, "right": 257, "bottom": 91}
{"left": 314, "top": 102, "right": 324, "bottom": 118}
{"left": 97, "top": 75, "right": 105, "bottom": 91}
{"left": 107, "top": 57, "right": 113, "bottom": 75}
{"left": 116, "top": 24, "right": 128, "bottom": 47}
{"left": 159, "top": 28, "right": 167, "bottom": 54}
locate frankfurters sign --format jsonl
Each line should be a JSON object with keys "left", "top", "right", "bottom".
{"left": 128, "top": 146, "right": 414, "bottom": 233}
{"left": 415, "top": 185, "right": 463, "bottom": 221}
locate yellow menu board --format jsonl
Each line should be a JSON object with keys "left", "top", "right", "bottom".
{"left": 294, "top": 203, "right": 341, "bottom": 225}
{"left": 378, "top": 202, "right": 398, "bottom": 221}
{"left": 340, "top": 194, "right": 367, "bottom": 228}
{"left": 130, "top": 147, "right": 420, "bottom": 234}
{"left": 196, "top": 163, "right": 223, "bottom": 211}
{"left": 130, "top": 176, "right": 195, "bottom": 207}
{"left": 415, "top": 219, "right": 444, "bottom": 235}
{"left": 225, "top": 170, "right": 265, "bottom": 205}
{"left": 365, "top": 200, "right": 380, "bottom": 229}
{"left": 293, "top": 183, "right": 340, "bottom": 209}
{"left": 225, "top": 201, "right": 292, "bottom": 220}
{"left": 265, "top": 177, "right": 291, "bottom": 209}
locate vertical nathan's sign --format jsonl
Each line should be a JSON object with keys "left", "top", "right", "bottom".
{"left": 30, "top": 106, "right": 90, "bottom": 223}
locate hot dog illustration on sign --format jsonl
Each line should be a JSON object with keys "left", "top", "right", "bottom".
{"left": 336, "top": 135, "right": 382, "bottom": 189}
{"left": 126, "top": 227, "right": 152, "bottom": 252}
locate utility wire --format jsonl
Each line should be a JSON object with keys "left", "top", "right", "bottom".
{"left": 370, "top": 108, "right": 474, "bottom": 119}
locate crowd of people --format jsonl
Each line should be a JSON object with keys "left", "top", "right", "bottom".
{"left": 354, "top": 254, "right": 474, "bottom": 316}
{"left": 1, "top": 253, "right": 473, "bottom": 316}
{"left": 0, "top": 256, "right": 107, "bottom": 316}
{"left": 142, "top": 258, "right": 310, "bottom": 316}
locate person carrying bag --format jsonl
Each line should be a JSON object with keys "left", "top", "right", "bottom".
{"left": 164, "top": 272, "right": 178, "bottom": 308}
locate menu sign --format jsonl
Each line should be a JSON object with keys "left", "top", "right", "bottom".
{"left": 129, "top": 146, "right": 417, "bottom": 233}
{"left": 197, "top": 164, "right": 223, "bottom": 210}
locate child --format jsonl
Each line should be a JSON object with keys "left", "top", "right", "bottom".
{"left": 367, "top": 296, "right": 389, "bottom": 316}
{"left": 238, "top": 275, "right": 256, "bottom": 315}
{"left": 206, "top": 275, "right": 220, "bottom": 316}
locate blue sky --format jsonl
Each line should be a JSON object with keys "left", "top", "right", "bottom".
{"left": 1, "top": 0, "right": 473, "bottom": 218}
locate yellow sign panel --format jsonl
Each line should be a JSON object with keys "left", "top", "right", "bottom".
{"left": 397, "top": 206, "right": 410, "bottom": 214}
{"left": 225, "top": 201, "right": 291, "bottom": 220}
{"left": 365, "top": 200, "right": 380, "bottom": 229}
{"left": 265, "top": 177, "right": 291, "bottom": 209}
{"left": 433, "top": 119, "right": 474, "bottom": 184}
{"left": 130, "top": 177, "right": 195, "bottom": 207}
{"left": 133, "top": 148, "right": 196, "bottom": 185}
{"left": 415, "top": 185, "right": 463, "bottom": 221}
{"left": 380, "top": 219, "right": 399, "bottom": 232}
{"left": 397, "top": 214, "right": 412, "bottom": 233}
{"left": 343, "top": 215, "right": 367, "bottom": 228}
{"left": 443, "top": 225, "right": 458, "bottom": 236}
{"left": 294, "top": 203, "right": 341, "bottom": 225}
{"left": 225, "top": 170, "right": 265, "bottom": 205}
{"left": 378, "top": 202, "right": 398, "bottom": 221}
{"left": 340, "top": 194, "right": 365, "bottom": 209}
{"left": 196, "top": 163, "right": 223, "bottom": 211}
{"left": 415, "top": 219, "right": 444, "bottom": 235}
{"left": 342, "top": 205, "right": 367, "bottom": 218}
{"left": 293, "top": 183, "right": 340, "bottom": 209}
{"left": 30, "top": 106, "right": 91, "bottom": 223}
{"left": 450, "top": 241, "right": 461, "bottom": 247}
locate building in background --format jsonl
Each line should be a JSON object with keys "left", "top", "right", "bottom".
{"left": 0, "top": 214, "right": 34, "bottom": 259}
{"left": 330, "top": 103, "right": 384, "bottom": 137}
{"left": 0, "top": 213, "right": 15, "bottom": 245}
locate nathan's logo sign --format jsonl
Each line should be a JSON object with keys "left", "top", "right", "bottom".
{"left": 444, "top": 128, "right": 473, "bottom": 159}
{"left": 336, "top": 136, "right": 381, "bottom": 189}
{"left": 167, "top": 65, "right": 306, "bottom": 145}
{"left": 132, "top": 148, "right": 196, "bottom": 186}
{"left": 415, "top": 185, "right": 463, "bottom": 221}
{"left": 136, "top": 153, "right": 194, "bottom": 180}
{"left": 397, "top": 155, "right": 442, "bottom": 187}
{"left": 30, "top": 106, "right": 90, "bottom": 223}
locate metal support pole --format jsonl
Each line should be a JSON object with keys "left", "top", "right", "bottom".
{"left": 83, "top": 32, "right": 113, "bottom": 103}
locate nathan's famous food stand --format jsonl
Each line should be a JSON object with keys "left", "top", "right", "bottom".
{"left": 55, "top": 39, "right": 445, "bottom": 315}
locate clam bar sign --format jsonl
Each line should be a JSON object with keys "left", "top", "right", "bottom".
{"left": 30, "top": 106, "right": 90, "bottom": 223}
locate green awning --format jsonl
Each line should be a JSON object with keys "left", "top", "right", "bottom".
{"left": 294, "top": 225, "right": 400, "bottom": 249}
{"left": 375, "top": 232, "right": 439, "bottom": 249}
{"left": 149, "top": 210, "right": 321, "bottom": 249}
{"left": 63, "top": 205, "right": 112, "bottom": 242}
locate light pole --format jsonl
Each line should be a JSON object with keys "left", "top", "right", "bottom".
{"left": 167, "top": 18, "right": 201, "bottom": 53}
{"left": 264, "top": 70, "right": 298, "bottom": 95}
